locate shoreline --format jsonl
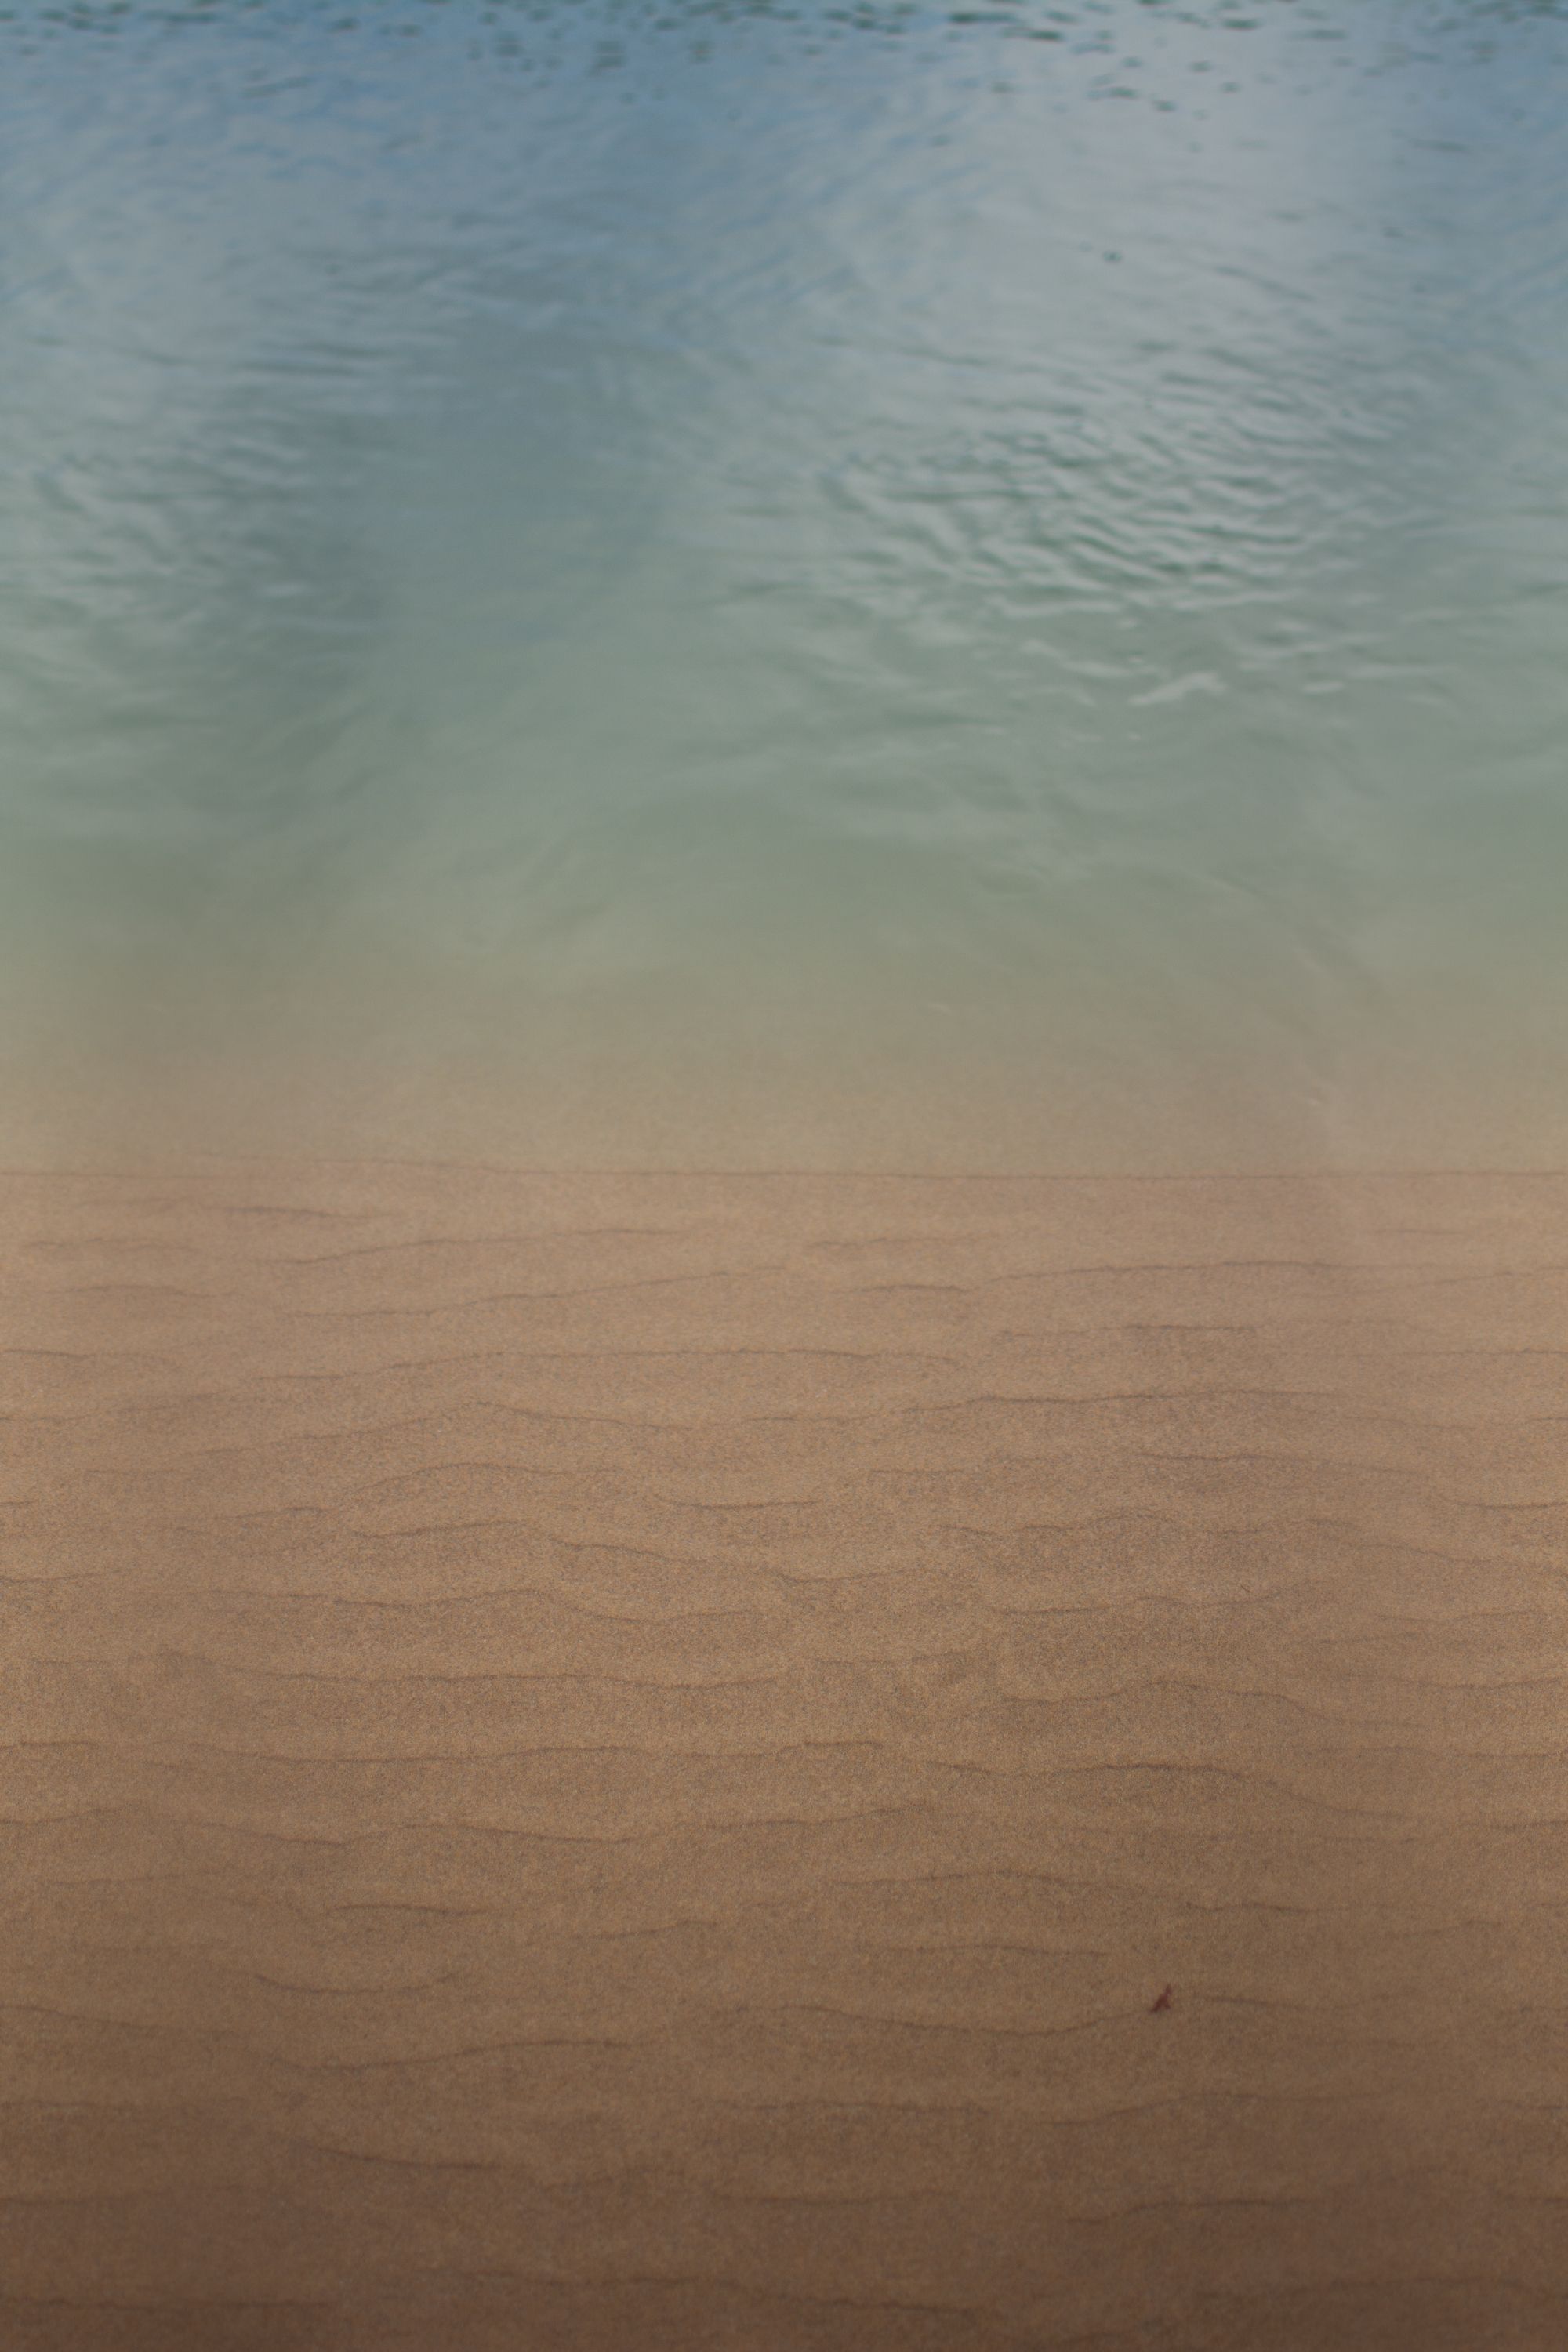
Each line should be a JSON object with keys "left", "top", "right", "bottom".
{"left": 5, "top": 1160, "right": 1567, "bottom": 2350}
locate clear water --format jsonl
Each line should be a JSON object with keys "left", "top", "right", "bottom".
{"left": 3, "top": 0, "right": 1566, "bottom": 1168}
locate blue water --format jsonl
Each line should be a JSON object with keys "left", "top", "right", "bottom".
{"left": 3, "top": 0, "right": 1566, "bottom": 1167}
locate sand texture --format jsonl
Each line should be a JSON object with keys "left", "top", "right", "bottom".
{"left": 5, "top": 1163, "right": 1568, "bottom": 2350}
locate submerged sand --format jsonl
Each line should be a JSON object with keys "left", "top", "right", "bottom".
{"left": 5, "top": 1163, "right": 1568, "bottom": 2350}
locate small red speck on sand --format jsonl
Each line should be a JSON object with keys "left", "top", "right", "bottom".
{"left": 1150, "top": 1986, "right": 1174, "bottom": 2013}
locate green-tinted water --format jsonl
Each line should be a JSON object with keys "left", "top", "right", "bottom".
{"left": 3, "top": 0, "right": 1566, "bottom": 1167}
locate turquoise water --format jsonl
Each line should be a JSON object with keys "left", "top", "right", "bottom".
{"left": 3, "top": 0, "right": 1566, "bottom": 1167}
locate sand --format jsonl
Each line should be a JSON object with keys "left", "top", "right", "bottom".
{"left": 5, "top": 1160, "right": 1568, "bottom": 2350}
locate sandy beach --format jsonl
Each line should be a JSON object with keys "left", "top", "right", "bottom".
{"left": 5, "top": 1160, "right": 1568, "bottom": 2350}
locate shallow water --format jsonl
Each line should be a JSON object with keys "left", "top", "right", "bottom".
{"left": 3, "top": 0, "right": 1566, "bottom": 1169}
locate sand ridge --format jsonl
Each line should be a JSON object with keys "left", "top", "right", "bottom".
{"left": 5, "top": 1164, "right": 1568, "bottom": 2349}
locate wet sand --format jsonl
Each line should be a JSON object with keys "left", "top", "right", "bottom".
{"left": 5, "top": 1161, "right": 1568, "bottom": 2350}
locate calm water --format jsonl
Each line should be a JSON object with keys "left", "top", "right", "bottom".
{"left": 3, "top": 0, "right": 1566, "bottom": 1168}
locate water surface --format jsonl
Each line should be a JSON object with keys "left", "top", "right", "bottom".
{"left": 3, "top": 0, "right": 1566, "bottom": 1167}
